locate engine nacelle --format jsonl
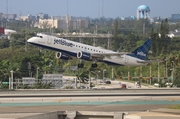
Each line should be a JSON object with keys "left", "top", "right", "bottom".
{"left": 77, "top": 51, "right": 92, "bottom": 60}
{"left": 56, "top": 52, "right": 72, "bottom": 60}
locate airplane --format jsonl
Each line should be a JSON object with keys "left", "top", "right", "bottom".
{"left": 27, "top": 33, "right": 159, "bottom": 68}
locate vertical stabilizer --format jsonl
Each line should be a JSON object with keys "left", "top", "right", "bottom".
{"left": 132, "top": 39, "right": 152, "bottom": 60}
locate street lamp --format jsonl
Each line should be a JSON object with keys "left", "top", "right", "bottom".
{"left": 158, "top": 60, "right": 160, "bottom": 83}
{"left": 150, "top": 65, "right": 152, "bottom": 84}
{"left": 36, "top": 67, "right": 39, "bottom": 79}
{"left": 103, "top": 69, "right": 106, "bottom": 82}
{"left": 91, "top": 71, "right": 100, "bottom": 86}
{"left": 165, "top": 57, "right": 168, "bottom": 78}
{"left": 9, "top": 70, "right": 14, "bottom": 89}
{"left": 172, "top": 61, "right": 174, "bottom": 83}
{"left": 96, "top": 71, "right": 100, "bottom": 86}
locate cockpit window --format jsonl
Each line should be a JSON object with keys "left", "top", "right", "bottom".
{"left": 36, "top": 35, "right": 43, "bottom": 38}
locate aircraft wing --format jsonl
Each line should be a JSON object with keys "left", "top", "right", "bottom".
{"left": 137, "top": 60, "right": 164, "bottom": 64}
{"left": 91, "top": 52, "right": 130, "bottom": 59}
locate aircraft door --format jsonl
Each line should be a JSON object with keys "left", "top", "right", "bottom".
{"left": 47, "top": 36, "right": 52, "bottom": 44}
{"left": 84, "top": 46, "right": 87, "bottom": 51}
{"left": 125, "top": 55, "right": 129, "bottom": 63}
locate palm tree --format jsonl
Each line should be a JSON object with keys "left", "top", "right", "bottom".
{"left": 0, "top": 60, "right": 20, "bottom": 83}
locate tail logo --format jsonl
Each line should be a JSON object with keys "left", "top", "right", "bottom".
{"left": 137, "top": 51, "right": 146, "bottom": 57}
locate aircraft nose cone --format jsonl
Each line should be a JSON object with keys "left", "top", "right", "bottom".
{"left": 27, "top": 37, "right": 34, "bottom": 43}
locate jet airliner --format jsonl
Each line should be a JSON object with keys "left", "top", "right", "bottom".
{"left": 27, "top": 33, "right": 158, "bottom": 68}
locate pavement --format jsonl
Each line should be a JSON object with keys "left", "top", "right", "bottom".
{"left": 0, "top": 80, "right": 179, "bottom": 119}
{"left": 92, "top": 80, "right": 155, "bottom": 89}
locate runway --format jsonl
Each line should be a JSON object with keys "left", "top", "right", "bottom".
{"left": 0, "top": 89, "right": 180, "bottom": 118}
{"left": 0, "top": 89, "right": 179, "bottom": 111}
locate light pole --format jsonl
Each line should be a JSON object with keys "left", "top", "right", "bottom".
{"left": 91, "top": 71, "right": 100, "bottom": 86}
{"left": 9, "top": 70, "right": 13, "bottom": 89}
{"left": 36, "top": 67, "right": 39, "bottom": 79}
{"left": 172, "top": 61, "right": 174, "bottom": 83}
{"left": 158, "top": 60, "right": 160, "bottom": 83}
{"left": 97, "top": 71, "right": 100, "bottom": 86}
{"left": 150, "top": 65, "right": 152, "bottom": 84}
{"left": 165, "top": 57, "right": 168, "bottom": 78}
{"left": 103, "top": 69, "right": 106, "bottom": 82}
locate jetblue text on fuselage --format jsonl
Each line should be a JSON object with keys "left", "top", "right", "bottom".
{"left": 54, "top": 38, "right": 74, "bottom": 47}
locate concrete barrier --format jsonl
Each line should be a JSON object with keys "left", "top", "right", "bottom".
{"left": 16, "top": 110, "right": 180, "bottom": 119}
{"left": 17, "top": 112, "right": 58, "bottom": 119}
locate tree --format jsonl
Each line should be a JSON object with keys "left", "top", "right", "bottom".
{"left": 0, "top": 60, "right": 20, "bottom": 82}
{"left": 173, "top": 68, "right": 180, "bottom": 87}
{"left": 112, "top": 20, "right": 119, "bottom": 50}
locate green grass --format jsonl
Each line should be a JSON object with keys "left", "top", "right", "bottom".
{"left": 168, "top": 105, "right": 180, "bottom": 109}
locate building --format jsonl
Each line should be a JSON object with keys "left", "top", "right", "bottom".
{"left": 19, "top": 14, "right": 35, "bottom": 21}
{"left": 0, "top": 13, "right": 3, "bottom": 19}
{"left": 2, "top": 14, "right": 17, "bottom": 20}
{"left": 38, "top": 18, "right": 88, "bottom": 30}
{"left": 168, "top": 29, "right": 180, "bottom": 38}
{"left": 172, "top": 13, "right": 180, "bottom": 20}
{"left": 38, "top": 19, "right": 60, "bottom": 29}
{"left": 70, "top": 19, "right": 88, "bottom": 29}
{"left": 137, "top": 5, "right": 150, "bottom": 20}
{"left": 36, "top": 13, "right": 49, "bottom": 20}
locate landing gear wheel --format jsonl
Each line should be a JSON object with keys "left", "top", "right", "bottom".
{"left": 78, "top": 63, "right": 84, "bottom": 68}
{"left": 91, "top": 63, "right": 98, "bottom": 68}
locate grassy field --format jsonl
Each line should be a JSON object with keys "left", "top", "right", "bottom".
{"left": 168, "top": 105, "right": 180, "bottom": 109}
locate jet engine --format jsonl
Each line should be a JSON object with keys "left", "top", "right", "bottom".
{"left": 77, "top": 51, "right": 92, "bottom": 60}
{"left": 56, "top": 52, "right": 72, "bottom": 60}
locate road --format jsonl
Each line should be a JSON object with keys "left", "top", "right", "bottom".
{"left": 91, "top": 80, "right": 154, "bottom": 89}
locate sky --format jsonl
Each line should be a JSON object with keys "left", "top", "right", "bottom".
{"left": 0, "top": 0, "right": 180, "bottom": 18}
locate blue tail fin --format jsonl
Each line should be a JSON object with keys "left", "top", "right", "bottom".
{"left": 132, "top": 39, "right": 152, "bottom": 60}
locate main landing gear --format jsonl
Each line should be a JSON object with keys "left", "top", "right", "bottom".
{"left": 91, "top": 63, "right": 98, "bottom": 68}
{"left": 77, "top": 63, "right": 98, "bottom": 68}
{"left": 77, "top": 59, "right": 98, "bottom": 68}
{"left": 78, "top": 63, "right": 84, "bottom": 68}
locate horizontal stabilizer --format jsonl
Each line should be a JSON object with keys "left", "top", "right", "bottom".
{"left": 91, "top": 52, "right": 130, "bottom": 59}
{"left": 137, "top": 60, "right": 164, "bottom": 64}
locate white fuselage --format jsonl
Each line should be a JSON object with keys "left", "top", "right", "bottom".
{"left": 27, "top": 33, "right": 146, "bottom": 66}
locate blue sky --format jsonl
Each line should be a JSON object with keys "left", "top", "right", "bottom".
{"left": 0, "top": 0, "right": 180, "bottom": 18}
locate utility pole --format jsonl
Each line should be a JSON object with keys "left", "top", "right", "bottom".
{"left": 150, "top": 65, "right": 152, "bottom": 84}
{"left": 6, "top": 0, "right": 8, "bottom": 28}
{"left": 66, "top": 0, "right": 69, "bottom": 34}
{"left": 166, "top": 57, "right": 168, "bottom": 79}
{"left": 107, "top": 31, "right": 110, "bottom": 49}
{"left": 102, "top": 0, "right": 104, "bottom": 17}
{"left": 158, "top": 61, "right": 160, "bottom": 83}
{"left": 172, "top": 61, "right": 174, "bottom": 84}
{"left": 111, "top": 67, "right": 114, "bottom": 80}
{"left": 36, "top": 67, "right": 39, "bottom": 79}
{"left": 9, "top": 70, "right": 13, "bottom": 89}
{"left": 89, "top": 71, "right": 91, "bottom": 89}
